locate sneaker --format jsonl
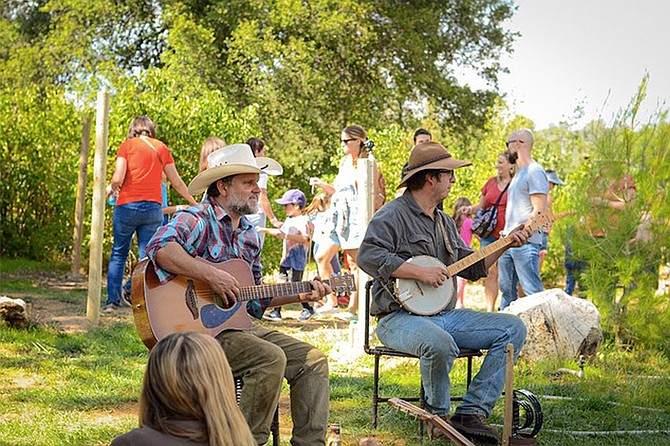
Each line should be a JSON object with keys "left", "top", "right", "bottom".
{"left": 263, "top": 308, "right": 282, "bottom": 321}
{"left": 102, "top": 304, "right": 120, "bottom": 313}
{"left": 450, "top": 413, "right": 500, "bottom": 443}
{"left": 333, "top": 310, "right": 357, "bottom": 321}
{"left": 297, "top": 307, "right": 315, "bottom": 322}
{"left": 121, "top": 288, "right": 132, "bottom": 307}
{"left": 315, "top": 304, "right": 338, "bottom": 315}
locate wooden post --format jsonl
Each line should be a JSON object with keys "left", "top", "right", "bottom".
{"left": 502, "top": 343, "right": 515, "bottom": 446}
{"left": 86, "top": 91, "right": 110, "bottom": 325}
{"left": 72, "top": 115, "right": 91, "bottom": 277}
{"left": 355, "top": 158, "right": 375, "bottom": 352}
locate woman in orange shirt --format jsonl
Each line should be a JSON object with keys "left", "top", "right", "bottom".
{"left": 105, "top": 116, "right": 197, "bottom": 312}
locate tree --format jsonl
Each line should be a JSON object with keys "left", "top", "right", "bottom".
{"left": 568, "top": 79, "right": 670, "bottom": 350}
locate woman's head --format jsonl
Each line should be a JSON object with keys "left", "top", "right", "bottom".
{"left": 341, "top": 125, "right": 369, "bottom": 159}
{"left": 127, "top": 116, "right": 156, "bottom": 139}
{"left": 497, "top": 152, "right": 514, "bottom": 180}
{"left": 139, "top": 332, "right": 255, "bottom": 446}
{"left": 199, "top": 137, "right": 227, "bottom": 173}
{"left": 246, "top": 137, "right": 265, "bottom": 157}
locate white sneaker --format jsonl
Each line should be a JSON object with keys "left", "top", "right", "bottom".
{"left": 315, "top": 304, "right": 339, "bottom": 315}
{"left": 334, "top": 310, "right": 357, "bottom": 321}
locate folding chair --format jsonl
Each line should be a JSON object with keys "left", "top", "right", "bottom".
{"left": 363, "top": 280, "right": 483, "bottom": 429}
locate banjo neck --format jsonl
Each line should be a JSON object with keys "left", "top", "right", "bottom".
{"left": 445, "top": 211, "right": 552, "bottom": 278}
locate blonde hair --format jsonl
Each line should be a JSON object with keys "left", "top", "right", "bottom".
{"left": 199, "top": 137, "right": 227, "bottom": 173}
{"left": 139, "top": 332, "right": 255, "bottom": 446}
{"left": 304, "top": 192, "right": 331, "bottom": 216}
{"left": 452, "top": 197, "right": 472, "bottom": 231}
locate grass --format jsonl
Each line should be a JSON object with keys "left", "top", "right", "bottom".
{"left": 1, "top": 260, "right": 669, "bottom": 445}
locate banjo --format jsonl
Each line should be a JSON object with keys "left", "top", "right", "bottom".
{"left": 395, "top": 211, "right": 553, "bottom": 315}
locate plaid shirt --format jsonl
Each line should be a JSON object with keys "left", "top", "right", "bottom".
{"left": 145, "top": 195, "right": 268, "bottom": 319}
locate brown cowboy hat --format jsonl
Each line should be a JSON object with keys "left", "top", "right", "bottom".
{"left": 398, "top": 141, "right": 472, "bottom": 188}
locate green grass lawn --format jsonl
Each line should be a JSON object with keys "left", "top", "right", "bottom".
{"left": 1, "top": 259, "right": 669, "bottom": 445}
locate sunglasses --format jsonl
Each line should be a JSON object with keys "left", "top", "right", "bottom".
{"left": 505, "top": 140, "right": 523, "bottom": 147}
{"left": 340, "top": 138, "right": 357, "bottom": 144}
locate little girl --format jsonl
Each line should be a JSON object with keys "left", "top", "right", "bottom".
{"left": 452, "top": 197, "right": 474, "bottom": 309}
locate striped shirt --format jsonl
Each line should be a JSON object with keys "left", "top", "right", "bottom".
{"left": 145, "top": 195, "right": 268, "bottom": 319}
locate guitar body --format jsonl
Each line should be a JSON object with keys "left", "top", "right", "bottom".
{"left": 395, "top": 256, "right": 454, "bottom": 315}
{"left": 132, "top": 258, "right": 254, "bottom": 349}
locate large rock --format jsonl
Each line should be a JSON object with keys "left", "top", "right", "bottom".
{"left": 502, "top": 288, "right": 602, "bottom": 362}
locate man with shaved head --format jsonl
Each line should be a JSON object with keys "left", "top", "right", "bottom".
{"left": 498, "top": 129, "right": 549, "bottom": 309}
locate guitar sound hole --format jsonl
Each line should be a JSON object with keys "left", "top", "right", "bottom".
{"left": 213, "top": 294, "right": 234, "bottom": 309}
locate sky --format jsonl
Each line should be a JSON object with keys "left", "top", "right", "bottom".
{"left": 463, "top": 0, "right": 670, "bottom": 130}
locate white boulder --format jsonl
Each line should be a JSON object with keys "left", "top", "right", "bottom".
{"left": 502, "top": 288, "right": 602, "bottom": 361}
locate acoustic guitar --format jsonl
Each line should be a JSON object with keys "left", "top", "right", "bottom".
{"left": 131, "top": 258, "right": 356, "bottom": 349}
{"left": 388, "top": 398, "right": 475, "bottom": 446}
{"left": 395, "top": 211, "right": 553, "bottom": 315}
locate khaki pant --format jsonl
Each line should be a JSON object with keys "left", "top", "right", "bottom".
{"left": 217, "top": 322, "right": 329, "bottom": 446}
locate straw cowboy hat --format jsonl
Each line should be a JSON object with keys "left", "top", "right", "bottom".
{"left": 398, "top": 141, "right": 472, "bottom": 188}
{"left": 188, "top": 144, "right": 283, "bottom": 195}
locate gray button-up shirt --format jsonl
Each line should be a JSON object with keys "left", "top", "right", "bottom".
{"left": 357, "top": 190, "right": 488, "bottom": 316}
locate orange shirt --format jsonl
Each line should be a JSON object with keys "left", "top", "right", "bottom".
{"left": 116, "top": 137, "right": 174, "bottom": 205}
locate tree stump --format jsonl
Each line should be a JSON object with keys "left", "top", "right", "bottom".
{"left": 0, "top": 296, "right": 29, "bottom": 328}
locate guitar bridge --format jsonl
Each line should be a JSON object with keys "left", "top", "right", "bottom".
{"left": 185, "top": 280, "right": 199, "bottom": 320}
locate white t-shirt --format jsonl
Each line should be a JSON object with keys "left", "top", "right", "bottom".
{"left": 503, "top": 161, "right": 548, "bottom": 244}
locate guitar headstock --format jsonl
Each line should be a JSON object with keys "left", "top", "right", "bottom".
{"left": 329, "top": 273, "right": 356, "bottom": 296}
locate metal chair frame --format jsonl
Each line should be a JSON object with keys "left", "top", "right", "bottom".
{"left": 363, "top": 280, "right": 483, "bottom": 429}
{"left": 234, "top": 377, "right": 280, "bottom": 446}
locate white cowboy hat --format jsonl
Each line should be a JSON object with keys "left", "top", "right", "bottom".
{"left": 188, "top": 144, "right": 283, "bottom": 195}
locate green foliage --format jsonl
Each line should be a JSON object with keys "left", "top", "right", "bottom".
{"left": 0, "top": 85, "right": 82, "bottom": 260}
{"left": 566, "top": 79, "right": 670, "bottom": 350}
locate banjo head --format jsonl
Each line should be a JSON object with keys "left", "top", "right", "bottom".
{"left": 396, "top": 256, "right": 453, "bottom": 315}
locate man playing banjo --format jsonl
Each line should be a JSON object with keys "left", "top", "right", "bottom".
{"left": 357, "top": 141, "right": 532, "bottom": 444}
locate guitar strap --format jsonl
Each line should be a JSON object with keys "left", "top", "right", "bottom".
{"left": 436, "top": 214, "right": 454, "bottom": 256}
{"left": 140, "top": 135, "right": 165, "bottom": 168}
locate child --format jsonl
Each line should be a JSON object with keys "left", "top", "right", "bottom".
{"left": 304, "top": 192, "right": 347, "bottom": 312}
{"left": 452, "top": 197, "right": 473, "bottom": 309}
{"left": 259, "top": 189, "right": 315, "bottom": 322}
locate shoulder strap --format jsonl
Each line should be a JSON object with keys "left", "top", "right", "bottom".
{"left": 493, "top": 181, "right": 510, "bottom": 207}
{"left": 436, "top": 213, "right": 454, "bottom": 255}
{"left": 139, "top": 136, "right": 164, "bottom": 168}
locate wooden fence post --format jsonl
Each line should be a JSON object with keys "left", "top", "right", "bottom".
{"left": 71, "top": 115, "right": 91, "bottom": 277}
{"left": 86, "top": 91, "right": 110, "bottom": 325}
{"left": 355, "top": 158, "right": 375, "bottom": 352}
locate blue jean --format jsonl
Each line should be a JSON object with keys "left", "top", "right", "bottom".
{"left": 498, "top": 243, "right": 544, "bottom": 310}
{"left": 377, "top": 309, "right": 526, "bottom": 417}
{"left": 106, "top": 201, "right": 162, "bottom": 305}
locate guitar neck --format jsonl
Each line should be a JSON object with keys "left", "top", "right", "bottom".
{"left": 237, "top": 280, "right": 319, "bottom": 302}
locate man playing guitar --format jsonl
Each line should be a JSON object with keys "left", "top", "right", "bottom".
{"left": 357, "top": 141, "right": 533, "bottom": 444}
{"left": 146, "top": 144, "right": 332, "bottom": 446}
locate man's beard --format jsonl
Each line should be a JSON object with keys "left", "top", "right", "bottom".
{"left": 228, "top": 190, "right": 259, "bottom": 215}
{"left": 508, "top": 151, "right": 518, "bottom": 164}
